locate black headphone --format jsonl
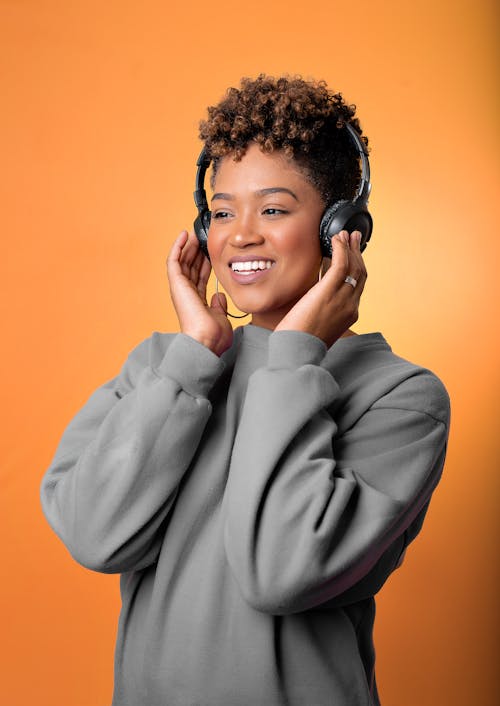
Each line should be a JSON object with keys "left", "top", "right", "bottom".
{"left": 193, "top": 122, "right": 372, "bottom": 259}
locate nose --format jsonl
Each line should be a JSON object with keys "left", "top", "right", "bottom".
{"left": 228, "top": 214, "right": 265, "bottom": 249}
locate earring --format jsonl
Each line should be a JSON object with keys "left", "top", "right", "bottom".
{"left": 215, "top": 277, "right": 250, "bottom": 320}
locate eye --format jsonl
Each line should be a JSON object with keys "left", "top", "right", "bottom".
{"left": 262, "top": 207, "right": 288, "bottom": 216}
{"left": 212, "top": 210, "right": 232, "bottom": 220}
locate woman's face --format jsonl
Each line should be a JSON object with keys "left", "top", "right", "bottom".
{"left": 207, "top": 143, "right": 325, "bottom": 330}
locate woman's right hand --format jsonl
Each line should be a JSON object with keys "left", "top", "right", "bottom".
{"left": 166, "top": 230, "right": 234, "bottom": 357}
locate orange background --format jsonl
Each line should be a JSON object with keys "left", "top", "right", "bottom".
{"left": 1, "top": 1, "right": 498, "bottom": 704}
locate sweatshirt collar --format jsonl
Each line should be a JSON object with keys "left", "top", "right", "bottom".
{"left": 238, "top": 323, "right": 389, "bottom": 354}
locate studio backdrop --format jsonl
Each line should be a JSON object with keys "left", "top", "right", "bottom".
{"left": 0, "top": 1, "right": 498, "bottom": 705}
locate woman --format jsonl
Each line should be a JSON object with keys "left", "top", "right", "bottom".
{"left": 41, "top": 75, "right": 450, "bottom": 705}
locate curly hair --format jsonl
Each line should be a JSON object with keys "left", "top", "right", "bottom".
{"left": 199, "top": 74, "right": 368, "bottom": 205}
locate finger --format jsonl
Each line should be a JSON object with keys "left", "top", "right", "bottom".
{"left": 328, "top": 231, "right": 351, "bottom": 284}
{"left": 167, "top": 230, "right": 188, "bottom": 260}
{"left": 210, "top": 291, "right": 228, "bottom": 315}
{"left": 190, "top": 248, "right": 205, "bottom": 285}
{"left": 341, "top": 232, "right": 367, "bottom": 302}
{"left": 166, "top": 230, "right": 189, "bottom": 276}
{"left": 347, "top": 231, "right": 368, "bottom": 283}
{"left": 350, "top": 230, "right": 365, "bottom": 261}
{"left": 197, "top": 255, "right": 212, "bottom": 299}
{"left": 329, "top": 230, "right": 366, "bottom": 300}
{"left": 348, "top": 230, "right": 360, "bottom": 247}
{"left": 179, "top": 231, "right": 201, "bottom": 271}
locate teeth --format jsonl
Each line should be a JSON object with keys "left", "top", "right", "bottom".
{"left": 231, "top": 260, "right": 273, "bottom": 272}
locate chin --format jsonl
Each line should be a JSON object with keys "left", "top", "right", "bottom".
{"left": 218, "top": 272, "right": 314, "bottom": 320}
{"left": 231, "top": 294, "right": 297, "bottom": 325}
{"left": 228, "top": 295, "right": 269, "bottom": 316}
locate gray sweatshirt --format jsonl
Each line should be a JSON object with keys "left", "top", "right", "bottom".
{"left": 41, "top": 325, "right": 450, "bottom": 706}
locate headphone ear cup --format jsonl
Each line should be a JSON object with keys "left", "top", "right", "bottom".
{"left": 319, "top": 201, "right": 350, "bottom": 258}
{"left": 193, "top": 210, "right": 211, "bottom": 259}
{"left": 319, "top": 201, "right": 373, "bottom": 256}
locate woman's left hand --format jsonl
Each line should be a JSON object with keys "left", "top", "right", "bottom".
{"left": 275, "top": 230, "right": 367, "bottom": 348}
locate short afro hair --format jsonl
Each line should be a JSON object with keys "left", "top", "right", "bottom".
{"left": 199, "top": 74, "right": 369, "bottom": 206}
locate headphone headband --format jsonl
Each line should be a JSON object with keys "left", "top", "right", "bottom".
{"left": 344, "top": 123, "right": 371, "bottom": 204}
{"left": 194, "top": 151, "right": 211, "bottom": 211}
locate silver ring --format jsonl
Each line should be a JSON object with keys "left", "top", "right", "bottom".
{"left": 344, "top": 275, "right": 358, "bottom": 288}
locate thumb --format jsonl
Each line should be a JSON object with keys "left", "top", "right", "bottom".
{"left": 210, "top": 291, "right": 228, "bottom": 315}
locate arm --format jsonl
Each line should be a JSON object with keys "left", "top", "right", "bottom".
{"left": 41, "top": 228, "right": 230, "bottom": 574}
{"left": 223, "top": 330, "right": 450, "bottom": 614}
{"left": 40, "top": 333, "right": 224, "bottom": 574}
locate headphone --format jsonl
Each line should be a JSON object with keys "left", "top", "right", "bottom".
{"left": 193, "top": 122, "right": 372, "bottom": 259}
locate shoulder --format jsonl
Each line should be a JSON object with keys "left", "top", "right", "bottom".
{"left": 324, "top": 333, "right": 450, "bottom": 429}
{"left": 371, "top": 357, "right": 450, "bottom": 426}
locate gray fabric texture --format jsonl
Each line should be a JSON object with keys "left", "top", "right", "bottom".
{"left": 41, "top": 324, "right": 450, "bottom": 706}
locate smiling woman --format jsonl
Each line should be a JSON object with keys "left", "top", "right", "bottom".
{"left": 40, "top": 74, "right": 450, "bottom": 706}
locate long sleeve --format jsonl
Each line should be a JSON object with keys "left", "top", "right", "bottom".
{"left": 224, "top": 330, "right": 450, "bottom": 615}
{"left": 40, "top": 333, "right": 225, "bottom": 574}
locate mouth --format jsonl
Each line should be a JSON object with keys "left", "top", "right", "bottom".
{"left": 227, "top": 258, "right": 276, "bottom": 284}
{"left": 229, "top": 258, "right": 275, "bottom": 274}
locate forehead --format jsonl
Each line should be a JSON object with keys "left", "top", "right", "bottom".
{"left": 213, "top": 143, "right": 310, "bottom": 192}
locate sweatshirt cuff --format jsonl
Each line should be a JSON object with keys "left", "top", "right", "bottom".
{"left": 156, "top": 333, "right": 225, "bottom": 397}
{"left": 267, "top": 330, "right": 327, "bottom": 370}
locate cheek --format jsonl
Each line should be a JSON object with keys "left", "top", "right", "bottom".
{"left": 206, "top": 229, "right": 222, "bottom": 269}
{"left": 206, "top": 231, "right": 234, "bottom": 289}
{"left": 279, "top": 223, "right": 322, "bottom": 269}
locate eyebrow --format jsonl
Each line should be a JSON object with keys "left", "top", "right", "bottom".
{"left": 211, "top": 187, "right": 299, "bottom": 202}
